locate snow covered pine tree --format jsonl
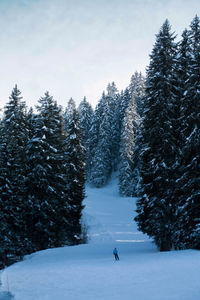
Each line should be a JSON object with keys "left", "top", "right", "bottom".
{"left": 26, "top": 92, "right": 70, "bottom": 250}
{"left": 0, "top": 85, "right": 29, "bottom": 256}
{"left": 64, "top": 103, "right": 86, "bottom": 245}
{"left": 175, "top": 16, "right": 200, "bottom": 249}
{"left": 78, "top": 97, "right": 93, "bottom": 178}
{"left": 135, "top": 20, "right": 178, "bottom": 251}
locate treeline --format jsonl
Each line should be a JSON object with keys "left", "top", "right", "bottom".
{"left": 0, "top": 88, "right": 86, "bottom": 257}
{"left": 1, "top": 15, "right": 199, "bottom": 256}
{"left": 135, "top": 16, "right": 200, "bottom": 251}
{"left": 0, "top": 70, "right": 145, "bottom": 257}
{"left": 82, "top": 74, "right": 145, "bottom": 192}
{"left": 84, "top": 15, "right": 200, "bottom": 252}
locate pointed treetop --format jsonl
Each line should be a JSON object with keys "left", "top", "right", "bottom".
{"left": 182, "top": 28, "right": 189, "bottom": 38}
{"left": 190, "top": 15, "right": 200, "bottom": 28}
{"left": 44, "top": 91, "right": 50, "bottom": 98}
{"left": 190, "top": 15, "right": 200, "bottom": 35}
{"left": 38, "top": 91, "right": 54, "bottom": 105}
{"left": 189, "top": 15, "right": 200, "bottom": 48}
{"left": 67, "top": 97, "right": 76, "bottom": 108}
{"left": 130, "top": 71, "right": 143, "bottom": 82}
{"left": 14, "top": 84, "right": 18, "bottom": 93}
{"left": 148, "top": 18, "right": 176, "bottom": 70}
{"left": 155, "top": 19, "right": 176, "bottom": 41}
{"left": 106, "top": 82, "right": 118, "bottom": 97}
{"left": 9, "top": 84, "right": 22, "bottom": 101}
{"left": 64, "top": 98, "right": 76, "bottom": 123}
{"left": 162, "top": 18, "right": 170, "bottom": 28}
{"left": 102, "top": 91, "right": 106, "bottom": 98}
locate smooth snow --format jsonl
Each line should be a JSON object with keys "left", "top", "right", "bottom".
{"left": 1, "top": 174, "right": 200, "bottom": 300}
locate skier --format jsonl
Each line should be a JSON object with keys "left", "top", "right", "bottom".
{"left": 113, "top": 247, "right": 119, "bottom": 261}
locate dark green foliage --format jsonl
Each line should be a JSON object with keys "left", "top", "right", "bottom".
{"left": 64, "top": 98, "right": 76, "bottom": 133}
{"left": 135, "top": 20, "right": 178, "bottom": 251}
{"left": 64, "top": 106, "right": 86, "bottom": 244}
{"left": 129, "top": 71, "right": 146, "bottom": 117}
{"left": 26, "top": 92, "right": 71, "bottom": 250}
{"left": 110, "top": 93, "right": 122, "bottom": 171}
{"left": 174, "top": 16, "right": 200, "bottom": 249}
{"left": 0, "top": 85, "right": 29, "bottom": 255}
{"left": 119, "top": 97, "right": 139, "bottom": 197}
{"left": 89, "top": 91, "right": 114, "bottom": 187}
{"left": 88, "top": 92, "right": 106, "bottom": 181}
{"left": 78, "top": 97, "right": 93, "bottom": 177}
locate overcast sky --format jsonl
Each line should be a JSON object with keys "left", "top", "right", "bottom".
{"left": 0, "top": 0, "right": 200, "bottom": 109}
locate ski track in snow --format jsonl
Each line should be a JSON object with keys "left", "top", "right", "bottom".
{"left": 1, "top": 174, "right": 200, "bottom": 299}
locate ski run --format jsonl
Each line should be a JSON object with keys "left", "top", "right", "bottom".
{"left": 0, "top": 174, "right": 200, "bottom": 300}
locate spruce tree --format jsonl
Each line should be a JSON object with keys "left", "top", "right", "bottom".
{"left": 129, "top": 71, "right": 146, "bottom": 117}
{"left": 169, "top": 28, "right": 192, "bottom": 249}
{"left": 89, "top": 91, "right": 113, "bottom": 187}
{"left": 89, "top": 92, "right": 106, "bottom": 185}
{"left": 107, "top": 82, "right": 118, "bottom": 98}
{"left": 64, "top": 98, "right": 76, "bottom": 133}
{"left": 64, "top": 107, "right": 86, "bottom": 244}
{"left": 118, "top": 87, "right": 141, "bottom": 196}
{"left": 78, "top": 97, "right": 93, "bottom": 177}
{"left": 111, "top": 92, "right": 122, "bottom": 171}
{"left": 135, "top": 20, "right": 178, "bottom": 251}
{"left": 26, "top": 92, "right": 69, "bottom": 250}
{"left": 106, "top": 82, "right": 121, "bottom": 172}
{"left": 119, "top": 97, "right": 139, "bottom": 196}
{"left": 176, "top": 16, "right": 200, "bottom": 249}
{"left": 0, "top": 85, "right": 29, "bottom": 256}
{"left": 119, "top": 88, "right": 132, "bottom": 128}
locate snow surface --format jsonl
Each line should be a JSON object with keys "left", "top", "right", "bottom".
{"left": 1, "top": 174, "right": 200, "bottom": 300}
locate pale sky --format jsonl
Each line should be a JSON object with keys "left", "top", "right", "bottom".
{"left": 0, "top": 0, "right": 200, "bottom": 109}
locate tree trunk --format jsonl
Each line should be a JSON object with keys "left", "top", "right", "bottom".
{"left": 160, "top": 237, "right": 171, "bottom": 251}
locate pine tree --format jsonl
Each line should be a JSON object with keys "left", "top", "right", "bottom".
{"left": 64, "top": 98, "right": 76, "bottom": 133}
{"left": 107, "top": 82, "right": 118, "bottom": 98}
{"left": 111, "top": 92, "right": 122, "bottom": 171}
{"left": 26, "top": 107, "right": 35, "bottom": 139}
{"left": 0, "top": 85, "right": 29, "bottom": 256}
{"left": 118, "top": 88, "right": 141, "bottom": 196}
{"left": 90, "top": 112, "right": 112, "bottom": 187}
{"left": 129, "top": 71, "right": 146, "bottom": 117}
{"left": 119, "top": 88, "right": 132, "bottom": 127}
{"left": 89, "top": 91, "right": 113, "bottom": 187}
{"left": 64, "top": 107, "right": 86, "bottom": 244}
{"left": 106, "top": 82, "right": 122, "bottom": 172}
{"left": 119, "top": 97, "right": 139, "bottom": 196}
{"left": 168, "top": 28, "right": 192, "bottom": 249}
{"left": 135, "top": 20, "right": 178, "bottom": 251}
{"left": 26, "top": 92, "right": 70, "bottom": 250}
{"left": 89, "top": 92, "right": 106, "bottom": 185}
{"left": 176, "top": 16, "right": 200, "bottom": 249}
{"left": 78, "top": 97, "right": 93, "bottom": 177}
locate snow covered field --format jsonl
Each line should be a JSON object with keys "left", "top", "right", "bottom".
{"left": 1, "top": 175, "right": 200, "bottom": 300}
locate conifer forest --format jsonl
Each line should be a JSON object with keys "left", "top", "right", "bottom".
{"left": 1, "top": 15, "right": 200, "bottom": 257}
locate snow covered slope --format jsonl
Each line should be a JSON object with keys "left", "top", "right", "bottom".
{"left": 1, "top": 174, "right": 200, "bottom": 300}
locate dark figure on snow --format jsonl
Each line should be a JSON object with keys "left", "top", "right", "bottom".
{"left": 113, "top": 248, "right": 119, "bottom": 261}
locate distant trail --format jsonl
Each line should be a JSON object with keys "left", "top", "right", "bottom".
{"left": 84, "top": 174, "right": 150, "bottom": 246}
